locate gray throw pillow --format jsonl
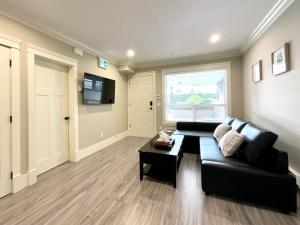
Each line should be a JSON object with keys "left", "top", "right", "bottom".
{"left": 213, "top": 124, "right": 231, "bottom": 142}
{"left": 219, "top": 130, "right": 244, "bottom": 157}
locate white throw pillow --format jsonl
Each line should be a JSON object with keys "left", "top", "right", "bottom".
{"left": 213, "top": 124, "right": 231, "bottom": 142}
{"left": 219, "top": 130, "right": 244, "bottom": 157}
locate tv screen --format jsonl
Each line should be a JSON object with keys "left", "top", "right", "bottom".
{"left": 83, "top": 73, "right": 115, "bottom": 105}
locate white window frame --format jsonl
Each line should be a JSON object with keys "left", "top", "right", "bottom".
{"left": 162, "top": 62, "right": 232, "bottom": 125}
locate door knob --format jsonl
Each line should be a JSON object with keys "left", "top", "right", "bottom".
{"left": 64, "top": 116, "right": 70, "bottom": 121}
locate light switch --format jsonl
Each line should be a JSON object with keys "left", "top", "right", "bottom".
{"left": 78, "top": 84, "right": 82, "bottom": 92}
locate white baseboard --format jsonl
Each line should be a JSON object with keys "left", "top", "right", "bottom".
{"left": 12, "top": 168, "right": 38, "bottom": 193}
{"left": 289, "top": 166, "right": 300, "bottom": 187}
{"left": 77, "top": 130, "right": 128, "bottom": 161}
{"left": 28, "top": 169, "right": 38, "bottom": 185}
{"left": 12, "top": 173, "right": 28, "bottom": 193}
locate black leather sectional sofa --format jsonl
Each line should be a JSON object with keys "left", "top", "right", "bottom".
{"left": 174, "top": 117, "right": 297, "bottom": 213}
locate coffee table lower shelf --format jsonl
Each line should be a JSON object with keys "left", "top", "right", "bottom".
{"left": 138, "top": 135, "right": 184, "bottom": 188}
{"left": 139, "top": 152, "right": 182, "bottom": 188}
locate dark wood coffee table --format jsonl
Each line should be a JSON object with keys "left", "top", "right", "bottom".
{"left": 138, "top": 135, "right": 184, "bottom": 188}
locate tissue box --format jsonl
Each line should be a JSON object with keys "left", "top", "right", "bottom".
{"left": 153, "top": 139, "right": 175, "bottom": 150}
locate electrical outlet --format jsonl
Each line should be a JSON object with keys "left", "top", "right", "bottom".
{"left": 101, "top": 132, "right": 104, "bottom": 138}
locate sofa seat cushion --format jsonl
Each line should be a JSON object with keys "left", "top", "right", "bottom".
{"left": 174, "top": 130, "right": 213, "bottom": 137}
{"left": 200, "top": 137, "right": 252, "bottom": 168}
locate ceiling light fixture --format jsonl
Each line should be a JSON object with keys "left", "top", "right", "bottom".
{"left": 210, "top": 34, "right": 221, "bottom": 43}
{"left": 127, "top": 49, "right": 135, "bottom": 57}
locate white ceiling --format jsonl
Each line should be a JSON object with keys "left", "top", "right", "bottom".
{"left": 0, "top": 0, "right": 279, "bottom": 65}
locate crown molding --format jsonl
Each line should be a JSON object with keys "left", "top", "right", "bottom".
{"left": 0, "top": 10, "right": 117, "bottom": 64}
{"left": 135, "top": 49, "right": 241, "bottom": 69}
{"left": 241, "top": 0, "right": 295, "bottom": 53}
{"left": 0, "top": 32, "right": 21, "bottom": 49}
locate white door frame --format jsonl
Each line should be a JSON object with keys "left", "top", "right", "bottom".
{"left": 27, "top": 44, "right": 79, "bottom": 185}
{"left": 0, "top": 33, "right": 21, "bottom": 193}
{"left": 128, "top": 71, "right": 157, "bottom": 137}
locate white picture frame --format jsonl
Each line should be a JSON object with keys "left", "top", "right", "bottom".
{"left": 272, "top": 43, "right": 290, "bottom": 76}
{"left": 252, "top": 60, "right": 262, "bottom": 83}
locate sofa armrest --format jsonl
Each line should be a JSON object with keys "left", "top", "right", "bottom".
{"left": 176, "top": 122, "right": 220, "bottom": 132}
{"left": 265, "top": 148, "right": 289, "bottom": 174}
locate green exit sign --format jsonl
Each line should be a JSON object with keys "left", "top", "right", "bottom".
{"left": 98, "top": 58, "right": 109, "bottom": 70}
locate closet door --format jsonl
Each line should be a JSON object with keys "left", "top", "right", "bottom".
{"left": 0, "top": 45, "right": 12, "bottom": 197}
{"left": 35, "top": 58, "right": 69, "bottom": 175}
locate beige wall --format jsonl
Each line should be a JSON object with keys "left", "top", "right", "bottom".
{"left": 137, "top": 56, "right": 244, "bottom": 130}
{"left": 78, "top": 55, "right": 128, "bottom": 149}
{"left": 243, "top": 1, "right": 300, "bottom": 170}
{"left": 0, "top": 14, "right": 128, "bottom": 174}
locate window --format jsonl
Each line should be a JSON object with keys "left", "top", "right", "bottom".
{"left": 163, "top": 63, "right": 230, "bottom": 123}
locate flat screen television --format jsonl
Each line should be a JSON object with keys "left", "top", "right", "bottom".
{"left": 83, "top": 73, "right": 115, "bottom": 105}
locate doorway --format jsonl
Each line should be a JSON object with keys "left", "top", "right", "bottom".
{"left": 128, "top": 72, "right": 156, "bottom": 137}
{"left": 34, "top": 58, "right": 70, "bottom": 175}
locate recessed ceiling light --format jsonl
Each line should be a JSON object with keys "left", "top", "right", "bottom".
{"left": 210, "top": 34, "right": 221, "bottom": 43}
{"left": 127, "top": 49, "right": 135, "bottom": 57}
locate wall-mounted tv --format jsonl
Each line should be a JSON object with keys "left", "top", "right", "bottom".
{"left": 83, "top": 73, "right": 115, "bottom": 105}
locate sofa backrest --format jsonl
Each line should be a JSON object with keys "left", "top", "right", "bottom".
{"left": 176, "top": 122, "right": 220, "bottom": 132}
{"left": 231, "top": 118, "right": 248, "bottom": 132}
{"left": 237, "top": 123, "right": 279, "bottom": 165}
{"left": 223, "top": 116, "right": 235, "bottom": 125}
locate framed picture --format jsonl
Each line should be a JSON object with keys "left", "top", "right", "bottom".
{"left": 252, "top": 60, "right": 262, "bottom": 83}
{"left": 272, "top": 43, "right": 290, "bottom": 76}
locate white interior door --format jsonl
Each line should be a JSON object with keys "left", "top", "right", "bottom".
{"left": 35, "top": 58, "right": 69, "bottom": 175}
{"left": 128, "top": 73, "right": 155, "bottom": 137}
{"left": 0, "top": 45, "right": 12, "bottom": 197}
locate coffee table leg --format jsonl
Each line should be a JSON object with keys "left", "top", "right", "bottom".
{"left": 140, "top": 161, "right": 143, "bottom": 181}
{"left": 173, "top": 159, "right": 177, "bottom": 188}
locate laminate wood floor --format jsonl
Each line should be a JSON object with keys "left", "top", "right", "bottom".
{"left": 0, "top": 136, "right": 299, "bottom": 225}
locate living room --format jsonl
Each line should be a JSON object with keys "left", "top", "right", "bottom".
{"left": 0, "top": 0, "right": 299, "bottom": 224}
